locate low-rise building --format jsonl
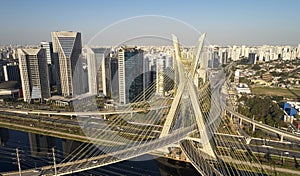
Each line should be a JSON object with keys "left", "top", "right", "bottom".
{"left": 236, "top": 83, "right": 251, "bottom": 94}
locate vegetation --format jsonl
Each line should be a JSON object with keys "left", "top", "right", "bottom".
{"left": 271, "top": 95, "right": 284, "bottom": 102}
{"left": 238, "top": 96, "right": 285, "bottom": 127}
{"left": 295, "top": 114, "right": 300, "bottom": 121}
{"left": 239, "top": 77, "right": 251, "bottom": 85}
{"left": 251, "top": 87, "right": 300, "bottom": 99}
{"left": 269, "top": 71, "right": 289, "bottom": 78}
{"left": 252, "top": 64, "right": 261, "bottom": 70}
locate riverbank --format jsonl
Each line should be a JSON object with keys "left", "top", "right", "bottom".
{"left": 0, "top": 120, "right": 90, "bottom": 143}
{"left": 1, "top": 113, "right": 300, "bottom": 175}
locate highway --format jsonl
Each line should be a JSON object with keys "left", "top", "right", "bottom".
{"left": 3, "top": 125, "right": 196, "bottom": 176}
{"left": 0, "top": 105, "right": 170, "bottom": 117}
{"left": 0, "top": 110, "right": 78, "bottom": 126}
{"left": 225, "top": 107, "right": 300, "bottom": 142}
{"left": 216, "top": 139, "right": 300, "bottom": 159}
{"left": 0, "top": 110, "right": 161, "bottom": 142}
{"left": 250, "top": 138, "right": 300, "bottom": 150}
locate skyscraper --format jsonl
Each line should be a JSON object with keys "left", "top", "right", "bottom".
{"left": 40, "top": 41, "right": 57, "bottom": 87}
{"left": 248, "top": 53, "right": 257, "bottom": 64}
{"left": 40, "top": 42, "right": 53, "bottom": 65}
{"left": 219, "top": 48, "right": 228, "bottom": 65}
{"left": 86, "top": 47, "right": 111, "bottom": 96}
{"left": 51, "top": 31, "right": 83, "bottom": 97}
{"left": 118, "top": 47, "right": 144, "bottom": 104}
{"left": 110, "top": 56, "right": 119, "bottom": 98}
{"left": 18, "top": 48, "right": 50, "bottom": 102}
{"left": 156, "top": 58, "right": 166, "bottom": 95}
{"left": 3, "top": 63, "right": 21, "bottom": 83}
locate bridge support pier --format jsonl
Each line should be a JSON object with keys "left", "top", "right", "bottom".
{"left": 222, "top": 109, "right": 226, "bottom": 117}
{"left": 252, "top": 123, "right": 256, "bottom": 133}
{"left": 239, "top": 118, "right": 243, "bottom": 127}
{"left": 103, "top": 114, "right": 106, "bottom": 120}
{"left": 230, "top": 113, "right": 233, "bottom": 121}
{"left": 246, "top": 137, "right": 251, "bottom": 144}
{"left": 280, "top": 134, "right": 284, "bottom": 142}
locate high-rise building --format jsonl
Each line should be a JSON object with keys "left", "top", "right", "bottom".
{"left": 3, "top": 63, "right": 21, "bottom": 83}
{"left": 51, "top": 52, "right": 62, "bottom": 94}
{"left": 241, "top": 45, "right": 246, "bottom": 57}
{"left": 118, "top": 47, "right": 144, "bottom": 104}
{"left": 18, "top": 48, "right": 50, "bottom": 102}
{"left": 231, "top": 46, "right": 241, "bottom": 61}
{"left": 110, "top": 56, "right": 119, "bottom": 98}
{"left": 41, "top": 41, "right": 57, "bottom": 87}
{"left": 212, "top": 49, "right": 220, "bottom": 68}
{"left": 40, "top": 42, "right": 53, "bottom": 64}
{"left": 144, "top": 56, "right": 150, "bottom": 90}
{"left": 86, "top": 47, "right": 111, "bottom": 96}
{"left": 248, "top": 53, "right": 257, "bottom": 64}
{"left": 220, "top": 50, "right": 228, "bottom": 64}
{"left": 282, "top": 46, "right": 292, "bottom": 60}
{"left": 51, "top": 31, "right": 83, "bottom": 97}
{"left": 0, "top": 66, "right": 4, "bottom": 83}
{"left": 156, "top": 58, "right": 165, "bottom": 95}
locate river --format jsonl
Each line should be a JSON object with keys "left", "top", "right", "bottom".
{"left": 0, "top": 128, "right": 200, "bottom": 176}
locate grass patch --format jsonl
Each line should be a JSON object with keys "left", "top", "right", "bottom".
{"left": 251, "top": 87, "right": 300, "bottom": 99}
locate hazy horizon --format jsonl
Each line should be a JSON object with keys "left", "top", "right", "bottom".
{"left": 1, "top": 0, "right": 300, "bottom": 46}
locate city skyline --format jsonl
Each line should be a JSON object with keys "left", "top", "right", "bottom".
{"left": 0, "top": 0, "right": 300, "bottom": 46}
{"left": 1, "top": 29, "right": 300, "bottom": 175}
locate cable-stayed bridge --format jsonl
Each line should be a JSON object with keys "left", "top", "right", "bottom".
{"left": 3, "top": 34, "right": 278, "bottom": 176}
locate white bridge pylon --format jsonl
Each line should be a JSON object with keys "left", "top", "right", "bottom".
{"left": 159, "top": 33, "right": 216, "bottom": 159}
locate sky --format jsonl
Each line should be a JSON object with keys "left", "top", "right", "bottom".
{"left": 0, "top": 0, "right": 299, "bottom": 46}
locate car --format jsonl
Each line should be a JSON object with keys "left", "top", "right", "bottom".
{"left": 33, "top": 168, "right": 41, "bottom": 173}
{"left": 283, "top": 151, "right": 289, "bottom": 155}
{"left": 92, "top": 160, "right": 98, "bottom": 164}
{"left": 116, "top": 126, "right": 124, "bottom": 131}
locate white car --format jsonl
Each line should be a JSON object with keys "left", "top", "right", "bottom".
{"left": 283, "top": 151, "right": 289, "bottom": 155}
{"left": 33, "top": 168, "right": 41, "bottom": 173}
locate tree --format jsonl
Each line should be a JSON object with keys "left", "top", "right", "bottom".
{"left": 295, "top": 115, "right": 300, "bottom": 121}
{"left": 240, "top": 96, "right": 284, "bottom": 127}
{"left": 271, "top": 96, "right": 283, "bottom": 102}
{"left": 252, "top": 64, "right": 261, "bottom": 70}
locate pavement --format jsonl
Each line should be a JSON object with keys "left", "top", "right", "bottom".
{"left": 219, "top": 156, "right": 300, "bottom": 175}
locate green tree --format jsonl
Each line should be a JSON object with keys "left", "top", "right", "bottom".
{"left": 240, "top": 96, "right": 284, "bottom": 127}
{"left": 252, "top": 64, "right": 261, "bottom": 70}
